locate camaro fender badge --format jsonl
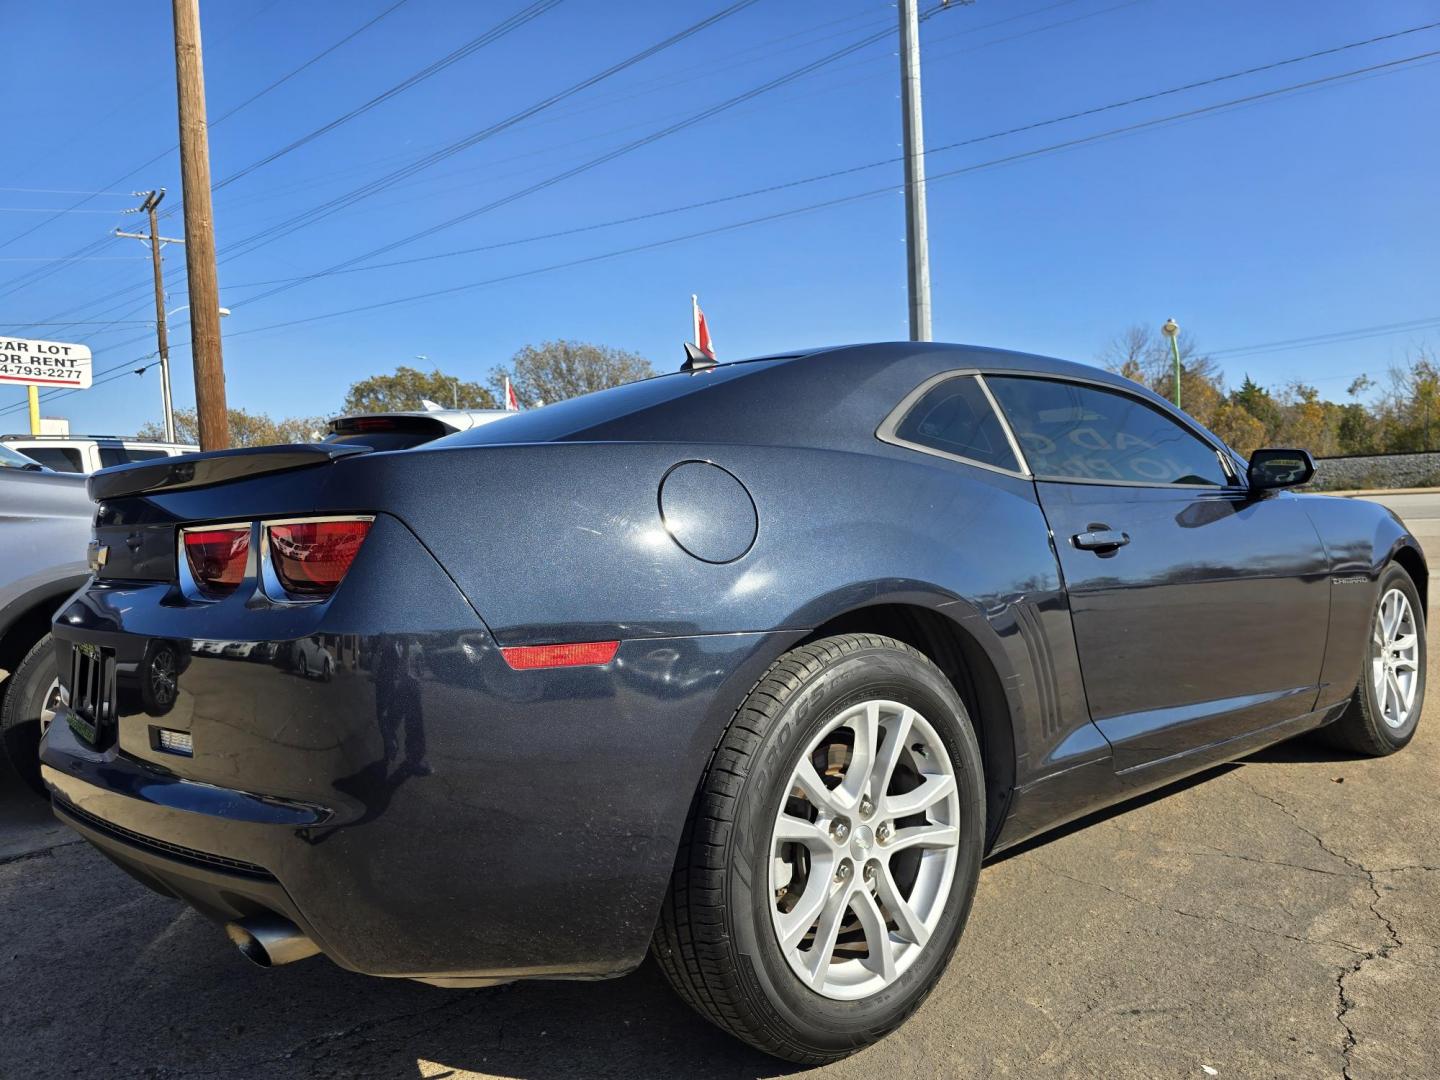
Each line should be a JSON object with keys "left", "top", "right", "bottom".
{"left": 1332, "top": 575, "right": 1369, "bottom": 585}
{"left": 87, "top": 540, "right": 108, "bottom": 573}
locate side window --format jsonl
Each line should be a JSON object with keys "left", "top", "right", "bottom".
{"left": 891, "top": 375, "right": 1019, "bottom": 472}
{"left": 986, "top": 376, "right": 1228, "bottom": 486}
{"left": 20, "top": 446, "right": 84, "bottom": 472}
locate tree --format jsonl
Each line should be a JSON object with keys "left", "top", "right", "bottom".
{"left": 1375, "top": 353, "right": 1440, "bottom": 452}
{"left": 489, "top": 340, "right": 653, "bottom": 406}
{"left": 1209, "top": 400, "right": 1268, "bottom": 458}
{"left": 1273, "top": 381, "right": 1341, "bottom": 457}
{"left": 138, "top": 407, "right": 327, "bottom": 447}
{"left": 343, "top": 365, "right": 496, "bottom": 413}
{"left": 1231, "top": 375, "right": 1280, "bottom": 431}
{"left": 1100, "top": 323, "right": 1225, "bottom": 427}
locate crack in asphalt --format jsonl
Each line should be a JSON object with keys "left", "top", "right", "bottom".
{"left": 1032, "top": 861, "right": 1368, "bottom": 957}
{"left": 209, "top": 992, "right": 489, "bottom": 1078}
{"left": 0, "top": 837, "right": 85, "bottom": 867}
{"left": 1230, "top": 775, "right": 1405, "bottom": 1080}
{"left": 1179, "top": 845, "right": 1368, "bottom": 880}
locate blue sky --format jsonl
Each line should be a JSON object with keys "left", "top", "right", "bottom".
{"left": 2, "top": 0, "right": 1437, "bottom": 433}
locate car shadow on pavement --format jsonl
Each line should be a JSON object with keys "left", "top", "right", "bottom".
{"left": 1242, "top": 731, "right": 1372, "bottom": 765}
{"left": 357, "top": 960, "right": 802, "bottom": 1080}
{"left": 984, "top": 763, "right": 1240, "bottom": 867}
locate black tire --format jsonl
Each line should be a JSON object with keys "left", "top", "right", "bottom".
{"left": 0, "top": 633, "right": 61, "bottom": 798}
{"left": 1323, "top": 563, "right": 1426, "bottom": 756}
{"left": 652, "top": 633, "right": 986, "bottom": 1063}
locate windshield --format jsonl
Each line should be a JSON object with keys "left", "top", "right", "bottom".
{"left": 0, "top": 444, "right": 44, "bottom": 470}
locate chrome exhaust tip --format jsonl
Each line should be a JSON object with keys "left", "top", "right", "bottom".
{"left": 225, "top": 915, "right": 320, "bottom": 967}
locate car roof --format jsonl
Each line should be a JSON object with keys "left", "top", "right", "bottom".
{"left": 437, "top": 342, "right": 1166, "bottom": 454}
{"left": 0, "top": 434, "right": 198, "bottom": 448}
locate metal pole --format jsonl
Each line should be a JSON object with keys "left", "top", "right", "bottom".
{"left": 172, "top": 0, "right": 229, "bottom": 450}
{"left": 27, "top": 386, "right": 39, "bottom": 435}
{"left": 146, "top": 193, "right": 176, "bottom": 444}
{"left": 898, "top": 0, "right": 932, "bottom": 342}
{"left": 1170, "top": 335, "right": 1182, "bottom": 410}
{"left": 1162, "top": 318, "right": 1182, "bottom": 409}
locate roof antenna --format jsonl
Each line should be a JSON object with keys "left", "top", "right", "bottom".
{"left": 681, "top": 341, "right": 717, "bottom": 373}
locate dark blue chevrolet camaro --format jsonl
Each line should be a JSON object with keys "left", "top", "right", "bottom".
{"left": 41, "top": 342, "right": 1427, "bottom": 1062}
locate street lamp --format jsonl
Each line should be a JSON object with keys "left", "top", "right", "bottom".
{"left": 154, "top": 304, "right": 230, "bottom": 443}
{"left": 416, "top": 355, "right": 459, "bottom": 409}
{"left": 1161, "top": 318, "right": 1182, "bottom": 409}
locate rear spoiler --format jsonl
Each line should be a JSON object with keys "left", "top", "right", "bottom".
{"left": 87, "top": 443, "right": 369, "bottom": 501}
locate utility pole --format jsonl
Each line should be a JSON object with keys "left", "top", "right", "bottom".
{"left": 117, "top": 190, "right": 185, "bottom": 443}
{"left": 171, "top": 0, "right": 229, "bottom": 450}
{"left": 898, "top": 0, "right": 932, "bottom": 342}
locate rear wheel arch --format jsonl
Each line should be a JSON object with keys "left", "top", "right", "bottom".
{"left": 793, "top": 602, "right": 1015, "bottom": 851}
{"left": 1392, "top": 543, "right": 1428, "bottom": 616}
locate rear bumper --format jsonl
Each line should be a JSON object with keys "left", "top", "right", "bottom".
{"left": 42, "top": 568, "right": 796, "bottom": 981}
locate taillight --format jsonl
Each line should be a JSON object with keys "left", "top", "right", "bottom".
{"left": 500, "top": 641, "right": 619, "bottom": 670}
{"left": 266, "top": 518, "right": 372, "bottom": 597}
{"left": 182, "top": 527, "right": 251, "bottom": 598}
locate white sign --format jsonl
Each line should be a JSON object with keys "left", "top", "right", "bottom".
{"left": 0, "top": 337, "right": 92, "bottom": 390}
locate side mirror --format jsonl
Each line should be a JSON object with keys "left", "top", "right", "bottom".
{"left": 1248, "top": 448, "right": 1316, "bottom": 491}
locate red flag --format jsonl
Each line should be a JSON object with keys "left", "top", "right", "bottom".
{"left": 692, "top": 294, "right": 715, "bottom": 360}
{"left": 504, "top": 377, "right": 520, "bottom": 411}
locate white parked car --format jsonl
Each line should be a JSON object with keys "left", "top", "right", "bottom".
{"left": 0, "top": 434, "right": 199, "bottom": 474}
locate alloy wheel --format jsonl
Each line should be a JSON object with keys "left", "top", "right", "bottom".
{"left": 150, "top": 649, "right": 178, "bottom": 707}
{"left": 39, "top": 678, "right": 61, "bottom": 736}
{"left": 1372, "top": 587, "right": 1420, "bottom": 729}
{"left": 768, "top": 698, "right": 961, "bottom": 1000}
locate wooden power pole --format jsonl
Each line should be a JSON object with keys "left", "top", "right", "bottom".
{"left": 171, "top": 0, "right": 229, "bottom": 450}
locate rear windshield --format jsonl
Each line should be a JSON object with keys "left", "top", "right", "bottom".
{"left": 440, "top": 360, "right": 784, "bottom": 447}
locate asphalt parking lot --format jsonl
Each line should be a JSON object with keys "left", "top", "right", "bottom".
{"left": 3, "top": 499, "right": 1438, "bottom": 1079}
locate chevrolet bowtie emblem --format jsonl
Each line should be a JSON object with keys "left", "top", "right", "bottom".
{"left": 87, "top": 540, "right": 109, "bottom": 573}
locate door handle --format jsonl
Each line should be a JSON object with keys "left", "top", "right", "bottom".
{"left": 1072, "top": 529, "right": 1130, "bottom": 552}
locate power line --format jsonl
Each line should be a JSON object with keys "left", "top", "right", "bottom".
{"left": 0, "top": 207, "right": 139, "bottom": 214}
{"left": 208, "top": 0, "right": 564, "bottom": 192}
{"left": 221, "top": 2, "right": 951, "bottom": 303}
{"left": 0, "top": 186, "right": 136, "bottom": 197}
{"left": 204, "top": 48, "right": 1440, "bottom": 343}
{"left": 220, "top": 21, "right": 1440, "bottom": 295}
{"left": 14, "top": 0, "right": 768, "bottom": 340}
{"left": 206, "top": 0, "right": 415, "bottom": 129}
{"left": 5, "top": 0, "right": 748, "bottom": 339}
{"left": 14, "top": 16, "right": 1440, "bottom": 420}
{"left": 14, "top": 12, "right": 1439, "bottom": 404}
{"left": 213, "top": 0, "right": 774, "bottom": 265}
{"left": 0, "top": 0, "right": 414, "bottom": 296}
{"left": 1211, "top": 316, "right": 1440, "bottom": 360}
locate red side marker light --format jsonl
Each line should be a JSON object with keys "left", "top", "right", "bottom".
{"left": 500, "top": 641, "right": 620, "bottom": 670}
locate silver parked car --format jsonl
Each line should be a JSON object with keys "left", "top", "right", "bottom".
{"left": 0, "top": 444, "right": 91, "bottom": 795}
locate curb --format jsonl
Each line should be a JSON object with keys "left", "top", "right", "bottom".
{"left": 1328, "top": 487, "right": 1440, "bottom": 497}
